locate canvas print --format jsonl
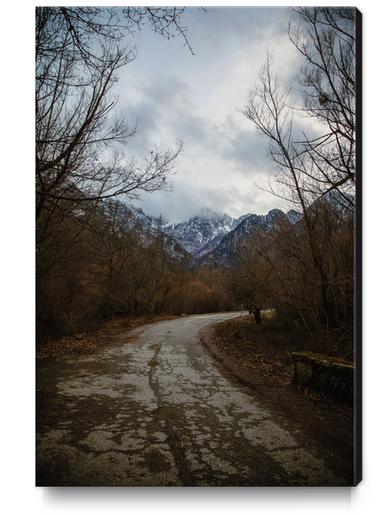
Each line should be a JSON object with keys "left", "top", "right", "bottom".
{"left": 36, "top": 6, "right": 361, "bottom": 486}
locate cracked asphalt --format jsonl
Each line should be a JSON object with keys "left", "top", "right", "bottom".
{"left": 36, "top": 312, "right": 347, "bottom": 486}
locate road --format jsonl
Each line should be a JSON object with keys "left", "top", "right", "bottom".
{"left": 36, "top": 312, "right": 346, "bottom": 486}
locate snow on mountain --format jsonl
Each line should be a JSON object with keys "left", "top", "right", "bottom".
{"left": 105, "top": 202, "right": 189, "bottom": 260}
{"left": 286, "top": 209, "right": 302, "bottom": 225}
{"left": 193, "top": 232, "right": 226, "bottom": 258}
{"left": 198, "top": 209, "right": 293, "bottom": 267}
{"left": 114, "top": 203, "right": 303, "bottom": 264}
{"left": 232, "top": 213, "right": 253, "bottom": 229}
{"left": 164, "top": 208, "right": 235, "bottom": 255}
{"left": 127, "top": 205, "right": 166, "bottom": 231}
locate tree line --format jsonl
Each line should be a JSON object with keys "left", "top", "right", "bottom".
{"left": 228, "top": 196, "right": 354, "bottom": 357}
{"left": 36, "top": 7, "right": 357, "bottom": 356}
{"left": 234, "top": 7, "right": 357, "bottom": 357}
{"left": 37, "top": 199, "right": 232, "bottom": 341}
{"left": 36, "top": 7, "right": 190, "bottom": 340}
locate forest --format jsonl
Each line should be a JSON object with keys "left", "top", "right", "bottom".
{"left": 36, "top": 7, "right": 356, "bottom": 358}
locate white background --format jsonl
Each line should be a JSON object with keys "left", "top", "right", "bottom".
{"left": 0, "top": 0, "right": 388, "bottom": 513}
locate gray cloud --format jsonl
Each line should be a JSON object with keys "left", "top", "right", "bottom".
{"left": 121, "top": 72, "right": 212, "bottom": 153}
{"left": 115, "top": 7, "right": 300, "bottom": 222}
{"left": 133, "top": 176, "right": 285, "bottom": 224}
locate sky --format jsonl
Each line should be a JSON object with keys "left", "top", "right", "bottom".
{"left": 116, "top": 7, "right": 306, "bottom": 223}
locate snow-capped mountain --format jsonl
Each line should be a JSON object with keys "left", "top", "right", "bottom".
{"left": 164, "top": 208, "right": 236, "bottom": 256}
{"left": 163, "top": 208, "right": 302, "bottom": 258}
{"left": 104, "top": 201, "right": 190, "bottom": 260}
{"left": 117, "top": 203, "right": 302, "bottom": 264}
{"left": 127, "top": 205, "right": 167, "bottom": 231}
{"left": 198, "top": 208, "right": 296, "bottom": 267}
{"left": 286, "top": 209, "right": 302, "bottom": 225}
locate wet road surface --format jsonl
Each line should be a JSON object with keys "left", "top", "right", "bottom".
{"left": 36, "top": 312, "right": 346, "bottom": 486}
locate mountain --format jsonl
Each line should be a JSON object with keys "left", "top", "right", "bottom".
{"left": 102, "top": 199, "right": 354, "bottom": 268}
{"left": 314, "top": 190, "right": 354, "bottom": 215}
{"left": 286, "top": 209, "right": 302, "bottom": 224}
{"left": 104, "top": 201, "right": 190, "bottom": 261}
{"left": 164, "top": 208, "right": 235, "bottom": 256}
{"left": 127, "top": 205, "right": 167, "bottom": 231}
{"left": 115, "top": 203, "right": 303, "bottom": 266}
{"left": 232, "top": 213, "right": 253, "bottom": 229}
{"left": 198, "top": 208, "right": 294, "bottom": 267}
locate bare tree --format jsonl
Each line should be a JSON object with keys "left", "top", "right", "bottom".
{"left": 36, "top": 7, "right": 187, "bottom": 227}
{"left": 245, "top": 8, "right": 356, "bottom": 211}
{"left": 243, "top": 57, "right": 337, "bottom": 326}
{"left": 243, "top": 8, "right": 357, "bottom": 328}
{"left": 123, "top": 7, "right": 195, "bottom": 55}
{"left": 289, "top": 7, "right": 356, "bottom": 210}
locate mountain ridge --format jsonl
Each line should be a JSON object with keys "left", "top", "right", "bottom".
{"left": 127, "top": 204, "right": 302, "bottom": 262}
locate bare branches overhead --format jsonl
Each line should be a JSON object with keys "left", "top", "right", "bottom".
{"left": 245, "top": 8, "right": 356, "bottom": 211}
{"left": 36, "top": 7, "right": 188, "bottom": 224}
{"left": 243, "top": 7, "right": 357, "bottom": 329}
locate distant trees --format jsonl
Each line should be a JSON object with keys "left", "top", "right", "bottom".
{"left": 36, "top": 7, "right": 191, "bottom": 340}
{"left": 36, "top": 198, "right": 234, "bottom": 341}
{"left": 35, "top": 7, "right": 237, "bottom": 343}
{"left": 226, "top": 203, "right": 354, "bottom": 356}
{"left": 36, "top": 7, "right": 357, "bottom": 355}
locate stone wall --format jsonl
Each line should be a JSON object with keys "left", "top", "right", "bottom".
{"left": 291, "top": 351, "right": 354, "bottom": 403}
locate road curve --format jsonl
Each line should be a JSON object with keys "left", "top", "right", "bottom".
{"left": 37, "top": 312, "right": 345, "bottom": 486}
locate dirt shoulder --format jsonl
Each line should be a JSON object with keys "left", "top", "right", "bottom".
{"left": 37, "top": 314, "right": 177, "bottom": 358}
{"left": 200, "top": 315, "right": 355, "bottom": 483}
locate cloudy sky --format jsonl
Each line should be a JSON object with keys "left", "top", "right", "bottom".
{"left": 117, "top": 7, "right": 305, "bottom": 223}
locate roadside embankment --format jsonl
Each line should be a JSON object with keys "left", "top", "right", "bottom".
{"left": 200, "top": 314, "right": 354, "bottom": 480}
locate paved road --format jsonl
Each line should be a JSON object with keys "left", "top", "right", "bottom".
{"left": 36, "top": 312, "right": 345, "bottom": 486}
